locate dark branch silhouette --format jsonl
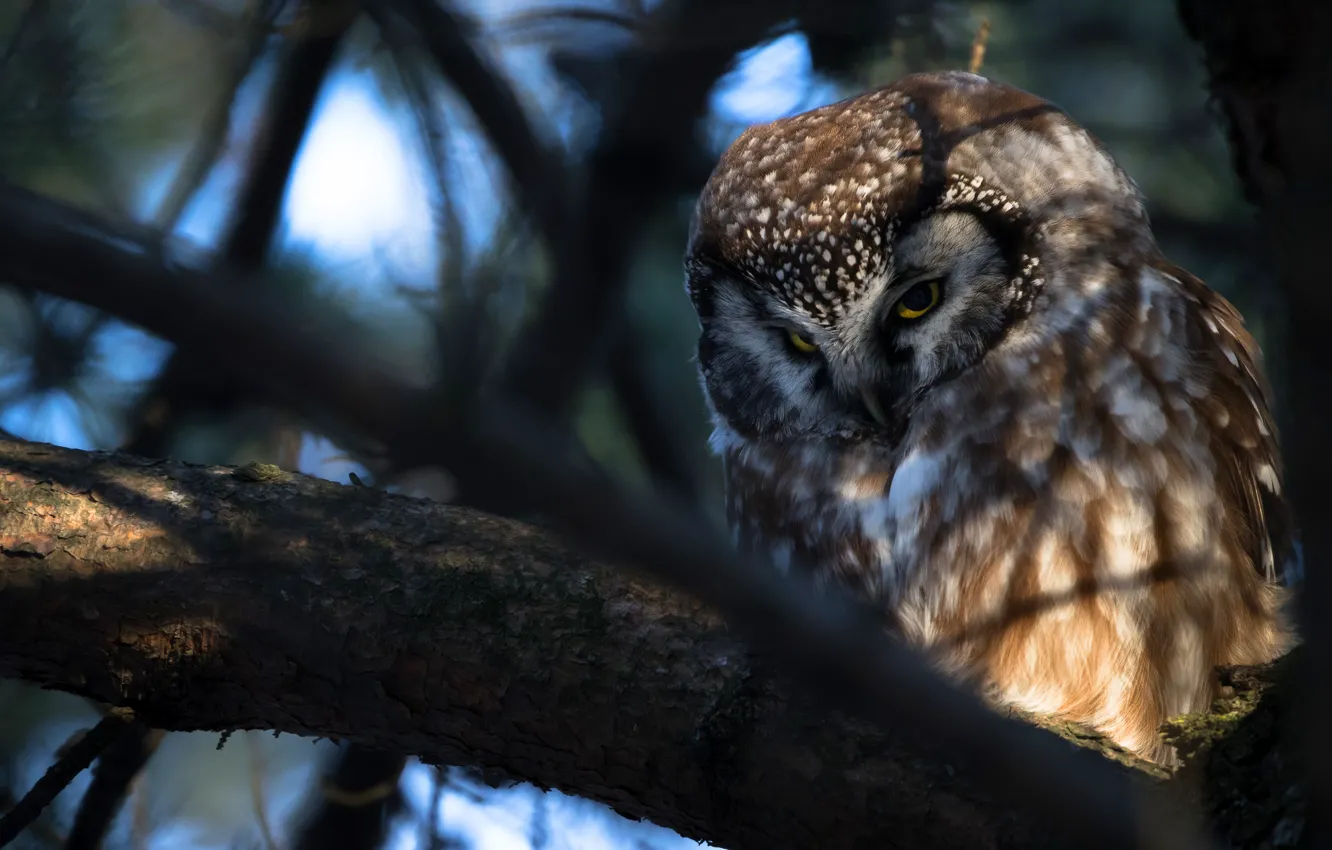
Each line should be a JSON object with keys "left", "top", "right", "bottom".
{"left": 374, "top": 0, "right": 707, "bottom": 500}
{"left": 0, "top": 708, "right": 140, "bottom": 848}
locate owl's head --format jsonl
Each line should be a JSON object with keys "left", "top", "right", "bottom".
{"left": 684, "top": 71, "right": 1156, "bottom": 444}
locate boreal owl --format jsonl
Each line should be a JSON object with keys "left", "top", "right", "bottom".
{"left": 683, "top": 71, "right": 1298, "bottom": 763}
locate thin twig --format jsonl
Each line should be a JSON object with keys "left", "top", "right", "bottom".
{"left": 378, "top": 17, "right": 477, "bottom": 379}
{"left": 159, "top": 0, "right": 254, "bottom": 34}
{"left": 372, "top": 0, "right": 567, "bottom": 249}
{"left": 388, "top": 47, "right": 465, "bottom": 293}
{"left": 422, "top": 767, "right": 446, "bottom": 850}
{"left": 372, "top": 0, "right": 701, "bottom": 498}
{"left": 968, "top": 17, "right": 991, "bottom": 75}
{"left": 155, "top": 0, "right": 276, "bottom": 234}
{"left": 123, "top": 5, "right": 350, "bottom": 456}
{"left": 129, "top": 764, "right": 150, "bottom": 850}
{"left": 490, "top": 6, "right": 639, "bottom": 43}
{"left": 0, "top": 707, "right": 137, "bottom": 848}
{"left": 499, "top": 0, "right": 790, "bottom": 418}
{"left": 0, "top": 181, "right": 1221, "bottom": 850}
{"left": 279, "top": 0, "right": 362, "bottom": 40}
{"left": 22, "top": 1, "right": 134, "bottom": 217}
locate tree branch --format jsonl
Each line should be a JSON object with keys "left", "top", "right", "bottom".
{"left": 153, "top": 0, "right": 276, "bottom": 235}
{"left": 64, "top": 724, "right": 159, "bottom": 850}
{"left": 0, "top": 707, "right": 139, "bottom": 848}
{"left": 501, "top": 0, "right": 795, "bottom": 416}
{"left": 0, "top": 437, "right": 1175, "bottom": 850}
{"left": 373, "top": 0, "right": 703, "bottom": 500}
{"left": 291, "top": 745, "right": 406, "bottom": 850}
{"left": 376, "top": 0, "right": 567, "bottom": 248}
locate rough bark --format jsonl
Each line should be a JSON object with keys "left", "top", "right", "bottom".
{"left": 0, "top": 436, "right": 1185, "bottom": 850}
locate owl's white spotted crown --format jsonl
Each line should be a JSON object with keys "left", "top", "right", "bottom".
{"left": 685, "top": 71, "right": 1146, "bottom": 326}
{"left": 687, "top": 87, "right": 916, "bottom": 325}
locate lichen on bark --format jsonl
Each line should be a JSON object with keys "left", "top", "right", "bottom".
{"left": 1161, "top": 652, "right": 1304, "bottom": 848}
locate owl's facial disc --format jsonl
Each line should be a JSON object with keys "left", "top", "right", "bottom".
{"left": 847, "top": 210, "right": 1014, "bottom": 428}
{"left": 691, "top": 210, "right": 1017, "bottom": 443}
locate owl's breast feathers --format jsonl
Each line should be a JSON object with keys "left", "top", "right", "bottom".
{"left": 721, "top": 262, "right": 1295, "bottom": 761}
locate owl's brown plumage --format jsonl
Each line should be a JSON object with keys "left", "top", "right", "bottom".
{"left": 684, "top": 71, "right": 1296, "bottom": 762}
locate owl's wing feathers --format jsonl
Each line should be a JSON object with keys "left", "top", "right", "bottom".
{"left": 1158, "top": 261, "right": 1298, "bottom": 585}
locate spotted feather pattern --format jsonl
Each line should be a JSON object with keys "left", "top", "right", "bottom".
{"left": 686, "top": 72, "right": 1296, "bottom": 763}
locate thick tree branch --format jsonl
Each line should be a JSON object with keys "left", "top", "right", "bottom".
{"left": 0, "top": 438, "right": 1173, "bottom": 850}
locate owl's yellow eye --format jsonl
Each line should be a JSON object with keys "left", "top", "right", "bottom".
{"left": 894, "top": 280, "right": 942, "bottom": 319}
{"left": 786, "top": 329, "right": 818, "bottom": 354}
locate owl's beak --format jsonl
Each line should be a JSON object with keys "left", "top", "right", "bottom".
{"left": 860, "top": 387, "right": 891, "bottom": 427}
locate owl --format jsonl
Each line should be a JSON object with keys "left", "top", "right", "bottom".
{"left": 683, "top": 71, "right": 1298, "bottom": 763}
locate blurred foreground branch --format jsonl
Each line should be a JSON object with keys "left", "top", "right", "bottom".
{"left": 0, "top": 437, "right": 1287, "bottom": 850}
{"left": 374, "top": 0, "right": 715, "bottom": 500}
{"left": 491, "top": 0, "right": 796, "bottom": 416}
{"left": 124, "top": 4, "right": 347, "bottom": 456}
